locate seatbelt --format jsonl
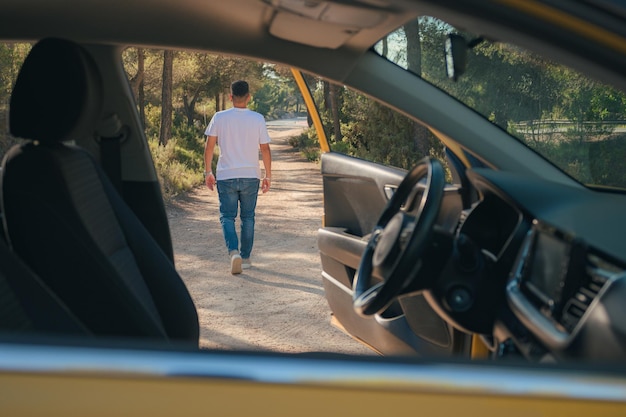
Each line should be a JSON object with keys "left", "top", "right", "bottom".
{"left": 97, "top": 114, "right": 128, "bottom": 193}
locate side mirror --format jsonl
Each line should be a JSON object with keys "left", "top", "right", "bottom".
{"left": 445, "top": 33, "right": 468, "bottom": 81}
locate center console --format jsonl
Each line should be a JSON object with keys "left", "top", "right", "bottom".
{"left": 505, "top": 220, "right": 626, "bottom": 359}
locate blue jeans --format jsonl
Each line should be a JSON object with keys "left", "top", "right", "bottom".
{"left": 216, "top": 178, "right": 260, "bottom": 259}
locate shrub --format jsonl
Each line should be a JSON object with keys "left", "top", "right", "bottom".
{"left": 149, "top": 135, "right": 206, "bottom": 200}
{"left": 289, "top": 128, "right": 320, "bottom": 162}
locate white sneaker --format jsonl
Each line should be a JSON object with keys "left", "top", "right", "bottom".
{"left": 230, "top": 253, "right": 242, "bottom": 274}
{"left": 242, "top": 258, "right": 251, "bottom": 269}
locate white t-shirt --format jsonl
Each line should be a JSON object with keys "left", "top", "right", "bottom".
{"left": 204, "top": 107, "right": 271, "bottom": 180}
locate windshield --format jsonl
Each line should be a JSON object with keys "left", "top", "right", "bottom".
{"left": 374, "top": 17, "right": 626, "bottom": 189}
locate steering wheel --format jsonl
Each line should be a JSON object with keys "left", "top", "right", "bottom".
{"left": 353, "top": 157, "right": 445, "bottom": 317}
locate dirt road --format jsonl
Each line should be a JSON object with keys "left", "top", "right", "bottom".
{"left": 166, "top": 118, "right": 374, "bottom": 355}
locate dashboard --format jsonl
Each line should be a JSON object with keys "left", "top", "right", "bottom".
{"left": 506, "top": 221, "right": 626, "bottom": 361}
{"left": 435, "top": 168, "right": 626, "bottom": 362}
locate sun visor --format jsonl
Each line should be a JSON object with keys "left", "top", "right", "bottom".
{"left": 269, "top": 11, "right": 358, "bottom": 48}
{"left": 267, "top": 1, "right": 388, "bottom": 49}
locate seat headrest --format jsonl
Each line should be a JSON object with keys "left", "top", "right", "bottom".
{"left": 9, "top": 38, "right": 103, "bottom": 144}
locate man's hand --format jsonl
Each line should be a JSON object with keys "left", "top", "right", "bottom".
{"left": 261, "top": 177, "right": 271, "bottom": 193}
{"left": 205, "top": 172, "right": 216, "bottom": 191}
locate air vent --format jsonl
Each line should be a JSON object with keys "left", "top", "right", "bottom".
{"left": 559, "top": 254, "right": 617, "bottom": 332}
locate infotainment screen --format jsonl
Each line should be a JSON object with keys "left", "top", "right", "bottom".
{"left": 523, "top": 230, "right": 571, "bottom": 308}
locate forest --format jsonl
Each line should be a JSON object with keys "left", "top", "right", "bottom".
{"left": 2, "top": 17, "right": 626, "bottom": 197}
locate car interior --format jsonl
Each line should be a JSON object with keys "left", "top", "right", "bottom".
{"left": 0, "top": 0, "right": 626, "bottom": 370}
{"left": 1, "top": 37, "right": 199, "bottom": 345}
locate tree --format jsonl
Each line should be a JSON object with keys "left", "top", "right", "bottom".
{"left": 123, "top": 48, "right": 164, "bottom": 138}
{"left": 173, "top": 52, "right": 261, "bottom": 125}
{"left": 404, "top": 19, "right": 421, "bottom": 74}
{"left": 137, "top": 49, "right": 146, "bottom": 128}
{"left": 251, "top": 64, "right": 301, "bottom": 118}
{"left": 0, "top": 43, "right": 32, "bottom": 154}
{"left": 127, "top": 48, "right": 146, "bottom": 128}
{"left": 320, "top": 80, "right": 343, "bottom": 142}
{"left": 403, "top": 19, "right": 433, "bottom": 159}
{"left": 560, "top": 71, "right": 622, "bottom": 143}
{"left": 203, "top": 55, "right": 265, "bottom": 113}
{"left": 176, "top": 52, "right": 217, "bottom": 127}
{"left": 328, "top": 83, "right": 342, "bottom": 141}
{"left": 159, "top": 50, "right": 174, "bottom": 146}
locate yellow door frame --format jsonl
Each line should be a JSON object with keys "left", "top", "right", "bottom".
{"left": 290, "top": 68, "right": 330, "bottom": 153}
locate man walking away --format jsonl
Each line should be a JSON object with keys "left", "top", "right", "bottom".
{"left": 203, "top": 80, "right": 272, "bottom": 274}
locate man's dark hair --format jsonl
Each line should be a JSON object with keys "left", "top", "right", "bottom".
{"left": 231, "top": 80, "right": 249, "bottom": 97}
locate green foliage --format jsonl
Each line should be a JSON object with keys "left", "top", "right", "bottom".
{"left": 250, "top": 65, "right": 302, "bottom": 119}
{"left": 557, "top": 70, "right": 623, "bottom": 143}
{"left": 250, "top": 84, "right": 272, "bottom": 116}
{"left": 0, "top": 43, "right": 32, "bottom": 156}
{"left": 341, "top": 91, "right": 425, "bottom": 168}
{"left": 148, "top": 134, "right": 205, "bottom": 199}
{"left": 144, "top": 104, "right": 162, "bottom": 139}
{"left": 288, "top": 129, "right": 320, "bottom": 162}
{"left": 121, "top": 50, "right": 305, "bottom": 198}
{"left": 310, "top": 82, "right": 443, "bottom": 170}
{"left": 172, "top": 123, "right": 206, "bottom": 168}
{"left": 142, "top": 103, "right": 210, "bottom": 200}
{"left": 528, "top": 132, "right": 626, "bottom": 188}
{"left": 588, "top": 134, "right": 626, "bottom": 188}
{"left": 405, "top": 17, "right": 626, "bottom": 187}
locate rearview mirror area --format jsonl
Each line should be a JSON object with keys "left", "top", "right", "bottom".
{"left": 445, "top": 33, "right": 468, "bottom": 81}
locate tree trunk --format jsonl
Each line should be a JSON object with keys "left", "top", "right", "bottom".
{"left": 328, "top": 83, "right": 341, "bottom": 142}
{"left": 183, "top": 86, "right": 201, "bottom": 127}
{"left": 137, "top": 49, "right": 145, "bottom": 129}
{"left": 128, "top": 48, "right": 146, "bottom": 129}
{"left": 404, "top": 20, "right": 421, "bottom": 74}
{"left": 404, "top": 19, "right": 431, "bottom": 158}
{"left": 323, "top": 81, "right": 331, "bottom": 111}
{"left": 159, "top": 50, "right": 174, "bottom": 146}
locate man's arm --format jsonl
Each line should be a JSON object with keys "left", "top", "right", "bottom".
{"left": 260, "top": 142, "right": 272, "bottom": 193}
{"left": 204, "top": 135, "right": 218, "bottom": 190}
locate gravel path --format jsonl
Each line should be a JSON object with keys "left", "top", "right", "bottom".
{"left": 166, "top": 118, "right": 375, "bottom": 355}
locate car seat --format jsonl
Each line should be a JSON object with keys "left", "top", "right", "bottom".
{"left": 1, "top": 38, "right": 199, "bottom": 346}
{"left": 0, "top": 236, "right": 89, "bottom": 336}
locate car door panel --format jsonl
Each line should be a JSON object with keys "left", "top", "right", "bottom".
{"left": 318, "top": 151, "right": 470, "bottom": 356}
{"left": 317, "top": 227, "right": 365, "bottom": 276}
{"left": 321, "top": 152, "right": 405, "bottom": 236}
